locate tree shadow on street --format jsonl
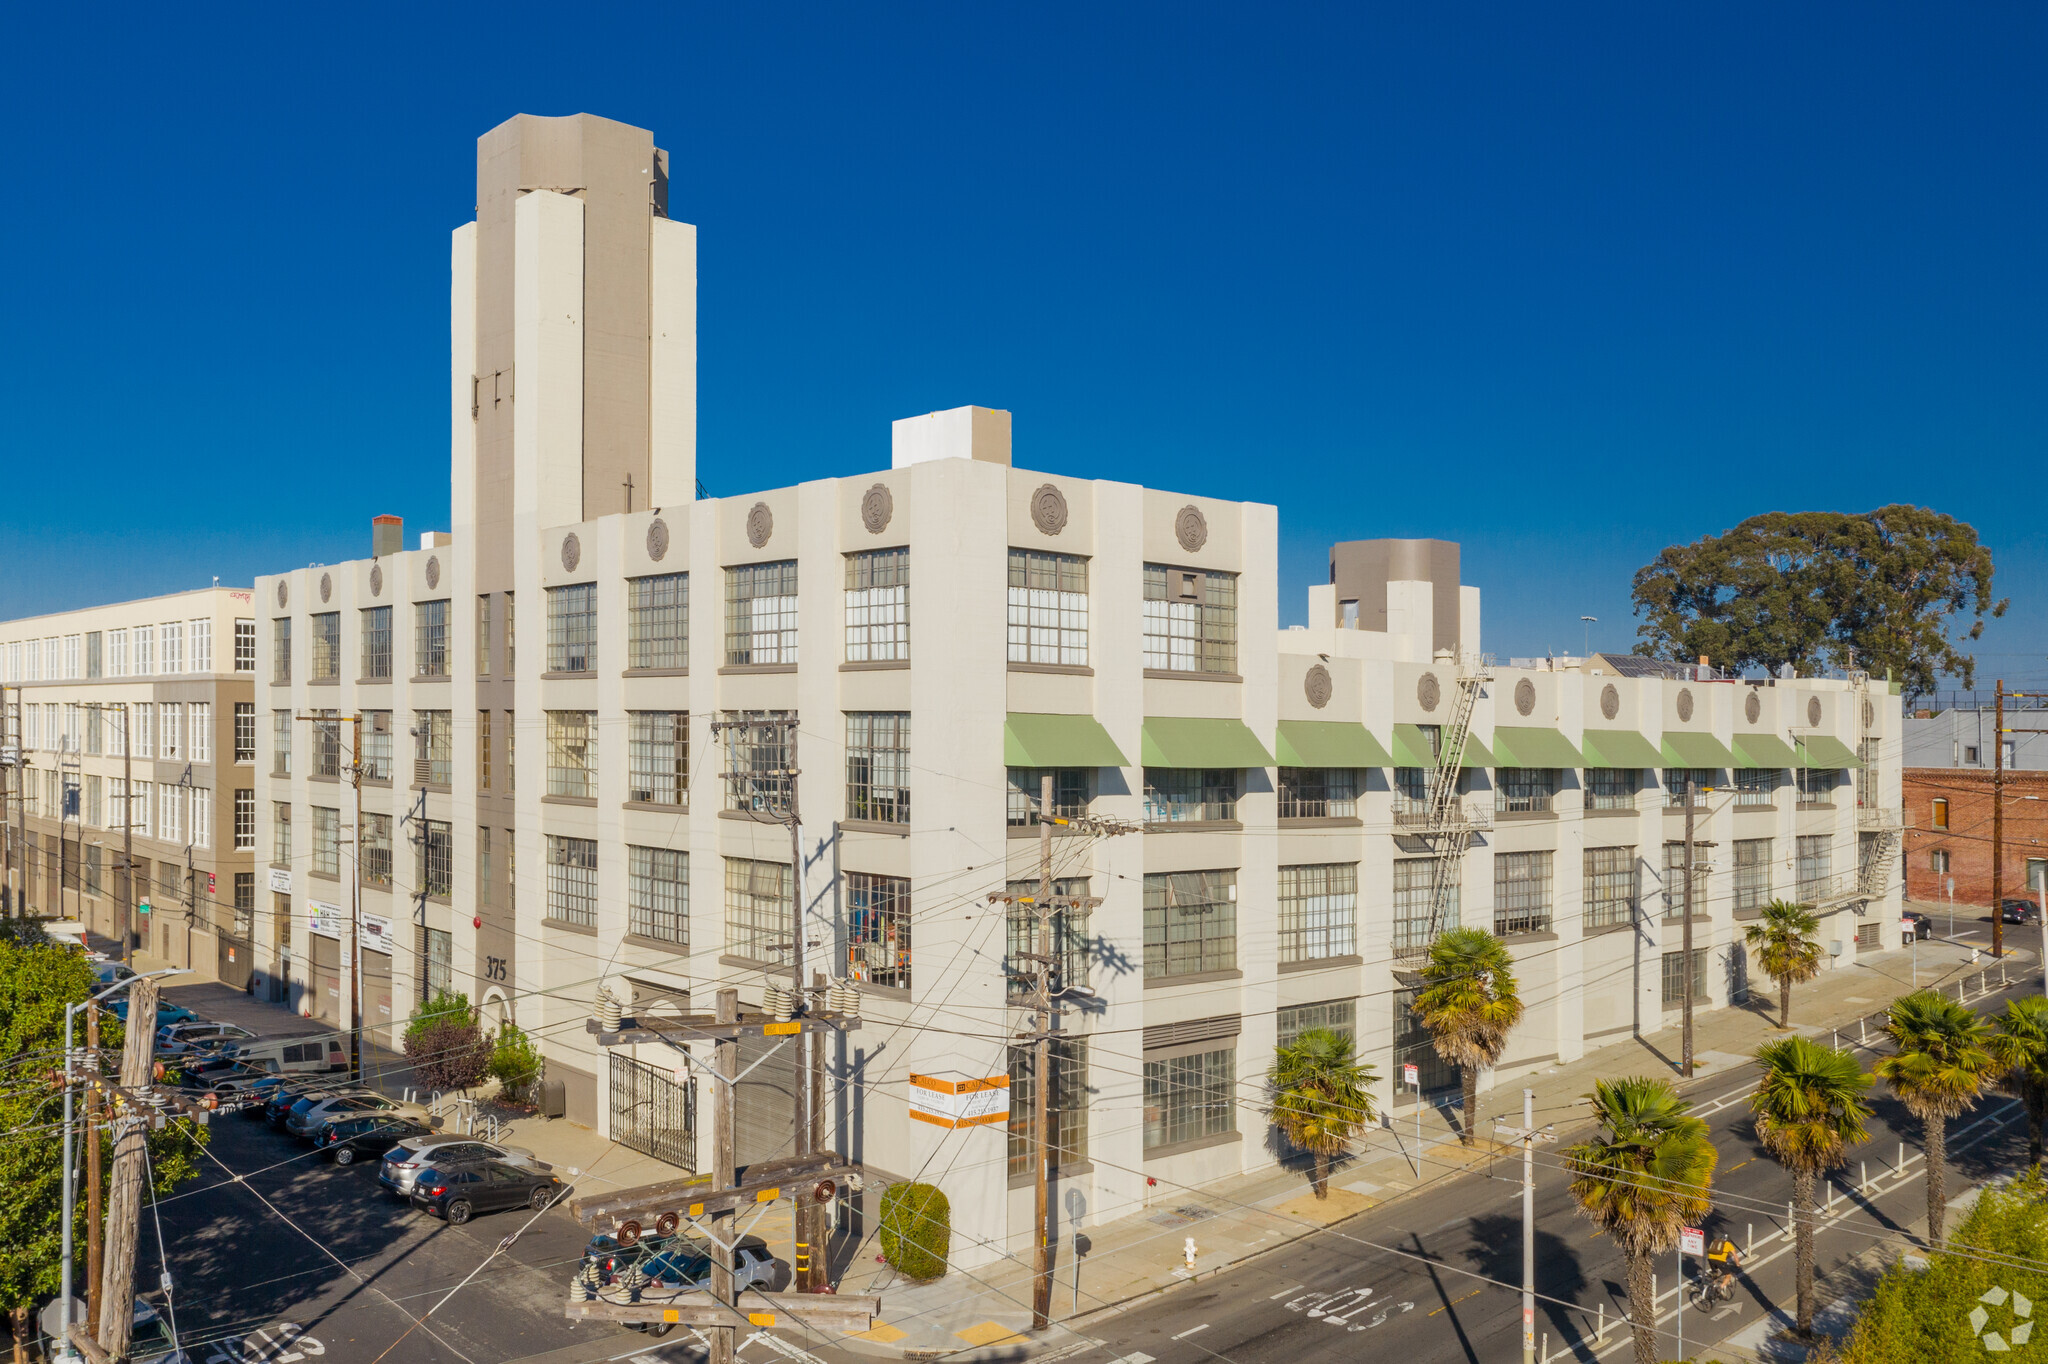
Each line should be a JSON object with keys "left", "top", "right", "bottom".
{"left": 1464, "top": 1212, "right": 1590, "bottom": 1355}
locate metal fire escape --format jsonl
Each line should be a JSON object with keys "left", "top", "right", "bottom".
{"left": 1817, "top": 670, "right": 1904, "bottom": 912}
{"left": 1423, "top": 664, "right": 1492, "bottom": 943}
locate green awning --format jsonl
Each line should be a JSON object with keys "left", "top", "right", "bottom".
{"left": 1274, "top": 720, "right": 1392, "bottom": 769}
{"left": 1659, "top": 732, "right": 1736, "bottom": 768}
{"left": 1580, "top": 729, "right": 1664, "bottom": 769}
{"left": 1004, "top": 713, "right": 1130, "bottom": 768}
{"left": 1796, "top": 734, "right": 1864, "bottom": 770}
{"left": 1732, "top": 734, "right": 1799, "bottom": 769}
{"left": 1141, "top": 717, "right": 1276, "bottom": 769}
{"left": 1391, "top": 723, "right": 1491, "bottom": 768}
{"left": 1491, "top": 726, "right": 1584, "bottom": 768}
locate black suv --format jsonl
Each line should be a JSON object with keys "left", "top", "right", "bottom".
{"left": 2001, "top": 899, "right": 2043, "bottom": 926}
{"left": 319, "top": 1114, "right": 434, "bottom": 1165}
{"left": 411, "top": 1160, "right": 564, "bottom": 1224}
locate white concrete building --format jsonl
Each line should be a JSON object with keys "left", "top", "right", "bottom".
{"left": 0, "top": 589, "right": 261, "bottom": 978}
{"left": 239, "top": 111, "right": 1904, "bottom": 1268}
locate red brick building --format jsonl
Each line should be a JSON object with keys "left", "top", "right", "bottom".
{"left": 1903, "top": 766, "right": 2048, "bottom": 907}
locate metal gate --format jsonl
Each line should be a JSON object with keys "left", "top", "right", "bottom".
{"left": 736, "top": 1031, "right": 800, "bottom": 1168}
{"left": 309, "top": 933, "right": 341, "bottom": 1026}
{"left": 609, "top": 1053, "right": 697, "bottom": 1172}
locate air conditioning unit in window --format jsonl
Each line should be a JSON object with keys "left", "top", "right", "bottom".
{"left": 415, "top": 759, "right": 433, "bottom": 786}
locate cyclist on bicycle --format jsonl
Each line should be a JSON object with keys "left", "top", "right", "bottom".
{"left": 1703, "top": 1236, "right": 1742, "bottom": 1301}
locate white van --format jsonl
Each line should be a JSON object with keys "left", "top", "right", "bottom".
{"left": 224, "top": 1035, "right": 348, "bottom": 1075}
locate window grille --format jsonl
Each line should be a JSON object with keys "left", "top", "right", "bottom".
{"left": 724, "top": 562, "right": 798, "bottom": 665}
{"left": 1734, "top": 768, "right": 1777, "bottom": 807}
{"left": 1008, "top": 1038, "right": 1088, "bottom": 1176}
{"left": 847, "top": 872, "right": 911, "bottom": 990}
{"left": 1494, "top": 851, "right": 1553, "bottom": 935}
{"left": 360, "top": 607, "right": 391, "bottom": 679}
{"left": 1663, "top": 841, "right": 1710, "bottom": 915}
{"left": 234, "top": 620, "right": 256, "bottom": 672}
{"left": 1662, "top": 947, "right": 1709, "bottom": 1004}
{"left": 234, "top": 703, "right": 255, "bottom": 762}
{"left": 1143, "top": 869, "right": 1236, "bottom": 977}
{"left": 1277, "top": 999, "right": 1356, "bottom": 1049}
{"left": 1583, "top": 845, "right": 1637, "bottom": 929}
{"left": 1142, "top": 1048, "right": 1234, "bottom": 1149}
{"left": 628, "top": 573, "right": 689, "bottom": 670}
{"left": 1797, "top": 835, "right": 1831, "bottom": 901}
{"left": 1143, "top": 768, "right": 1237, "bottom": 823}
{"left": 1277, "top": 768, "right": 1358, "bottom": 819}
{"left": 311, "top": 807, "right": 340, "bottom": 878}
{"left": 361, "top": 714, "right": 391, "bottom": 781}
{"left": 1141, "top": 564, "right": 1237, "bottom": 673}
{"left": 628, "top": 711, "right": 688, "bottom": 805}
{"left": 1007, "top": 550, "right": 1088, "bottom": 665}
{"left": 414, "top": 600, "right": 450, "bottom": 677}
{"left": 545, "top": 711, "right": 597, "bottom": 799}
{"left": 845, "top": 712, "right": 910, "bottom": 824}
{"left": 1494, "top": 768, "right": 1557, "bottom": 814}
{"left": 628, "top": 846, "right": 689, "bottom": 946}
{"left": 724, "top": 857, "right": 791, "bottom": 964}
{"left": 271, "top": 618, "right": 291, "bottom": 683}
{"left": 361, "top": 813, "right": 392, "bottom": 887}
{"left": 1392, "top": 857, "right": 1451, "bottom": 956}
{"left": 845, "top": 550, "right": 909, "bottom": 662}
{"left": 1006, "top": 768, "right": 1090, "bottom": 827}
{"left": 310, "top": 613, "right": 341, "bottom": 680}
{"left": 415, "top": 711, "right": 452, "bottom": 786}
{"left": 545, "top": 835, "right": 594, "bottom": 924}
{"left": 546, "top": 583, "right": 597, "bottom": 672}
{"left": 234, "top": 790, "right": 256, "bottom": 851}
{"left": 1665, "top": 768, "right": 1712, "bottom": 807}
{"left": 1277, "top": 862, "right": 1358, "bottom": 963}
{"left": 1733, "top": 838, "right": 1772, "bottom": 911}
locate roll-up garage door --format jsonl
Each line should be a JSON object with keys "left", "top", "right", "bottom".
{"left": 735, "top": 1031, "right": 801, "bottom": 1169}
{"left": 361, "top": 949, "right": 394, "bottom": 1043}
{"left": 309, "top": 933, "right": 341, "bottom": 1026}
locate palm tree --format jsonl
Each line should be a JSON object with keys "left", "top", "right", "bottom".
{"left": 1744, "top": 899, "right": 1823, "bottom": 1028}
{"left": 1750, "top": 1036, "right": 1872, "bottom": 1337}
{"left": 1563, "top": 1078, "right": 1717, "bottom": 1364}
{"left": 1412, "top": 927, "right": 1525, "bottom": 1145}
{"left": 1266, "top": 1027, "right": 1378, "bottom": 1198}
{"left": 1875, "top": 989, "right": 1999, "bottom": 1247}
{"left": 1988, "top": 994, "right": 2048, "bottom": 1167}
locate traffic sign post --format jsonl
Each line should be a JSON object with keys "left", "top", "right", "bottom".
{"left": 1678, "top": 1226, "right": 1705, "bottom": 1358}
{"left": 1402, "top": 1063, "right": 1421, "bottom": 1177}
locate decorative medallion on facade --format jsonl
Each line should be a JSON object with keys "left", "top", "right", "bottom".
{"left": 646, "top": 517, "right": 669, "bottom": 562}
{"left": 1864, "top": 699, "right": 1876, "bottom": 730}
{"left": 746, "top": 502, "right": 774, "bottom": 549}
{"left": 1745, "top": 691, "right": 1762, "bottom": 724}
{"left": 1175, "top": 504, "right": 1209, "bottom": 553}
{"left": 1808, "top": 697, "right": 1823, "bottom": 727}
{"left": 861, "top": 483, "right": 894, "bottom": 534}
{"left": 1676, "top": 688, "right": 1695, "bottom": 722}
{"left": 369, "top": 563, "right": 383, "bottom": 598}
{"left": 1031, "top": 483, "right": 1069, "bottom": 536}
{"left": 276, "top": 580, "right": 288, "bottom": 608}
{"left": 319, "top": 573, "right": 332, "bottom": 604}
{"left": 426, "top": 556, "right": 441, "bottom": 590}
{"left": 1514, "top": 678, "right": 1536, "bottom": 717}
{"left": 1304, "top": 664, "right": 1332, "bottom": 710}
{"left": 1417, "top": 672, "right": 1441, "bottom": 713}
{"left": 561, "top": 533, "right": 582, "bottom": 573}
{"left": 1601, "top": 684, "right": 1621, "bottom": 721}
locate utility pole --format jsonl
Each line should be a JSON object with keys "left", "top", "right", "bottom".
{"left": 1993, "top": 680, "right": 2005, "bottom": 960}
{"left": 97, "top": 975, "right": 157, "bottom": 1361}
{"left": 1495, "top": 1090, "right": 1555, "bottom": 1364}
{"left": 710, "top": 987, "right": 739, "bottom": 1364}
{"left": 84, "top": 1003, "right": 104, "bottom": 1336}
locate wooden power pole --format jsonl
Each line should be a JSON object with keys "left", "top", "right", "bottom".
{"left": 84, "top": 1003, "right": 104, "bottom": 1336}
{"left": 97, "top": 975, "right": 157, "bottom": 1360}
{"left": 710, "top": 987, "right": 739, "bottom": 1364}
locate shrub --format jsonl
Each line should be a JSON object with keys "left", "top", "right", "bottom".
{"left": 879, "top": 1182, "right": 950, "bottom": 1281}
{"left": 404, "top": 990, "right": 474, "bottom": 1046}
{"left": 488, "top": 1022, "right": 543, "bottom": 1102}
{"left": 403, "top": 992, "right": 490, "bottom": 1091}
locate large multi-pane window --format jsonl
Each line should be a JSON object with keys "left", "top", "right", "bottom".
{"left": 628, "top": 846, "right": 689, "bottom": 946}
{"left": 234, "top": 703, "right": 255, "bottom": 763}
{"left": 1665, "top": 768, "right": 1712, "bottom": 807}
{"left": 476, "top": 594, "right": 492, "bottom": 674}
{"left": 845, "top": 549, "right": 909, "bottom": 663}
{"left": 1277, "top": 863, "right": 1358, "bottom": 963}
{"left": 1495, "top": 851, "right": 1553, "bottom": 935}
{"left": 504, "top": 593, "right": 515, "bottom": 669}
{"left": 546, "top": 583, "right": 597, "bottom": 672}
{"left": 310, "top": 613, "right": 341, "bottom": 680}
{"left": 1796, "top": 765, "right": 1833, "bottom": 803}
{"left": 1393, "top": 857, "right": 1454, "bottom": 956}
{"left": 362, "top": 714, "right": 392, "bottom": 782}
{"left": 1734, "top": 768, "right": 1778, "bottom": 807}
{"left": 420, "top": 819, "right": 455, "bottom": 900}
{"left": 1663, "top": 841, "right": 1710, "bottom": 915}
{"left": 233, "top": 873, "right": 255, "bottom": 939}
{"left": 1143, "top": 768, "right": 1238, "bottom": 824}
{"left": 160, "top": 702, "right": 183, "bottom": 760}
{"left": 1277, "top": 768, "right": 1359, "bottom": 820}
{"left": 1662, "top": 947, "right": 1709, "bottom": 1005}
{"left": 1393, "top": 766, "right": 1432, "bottom": 823}
{"left": 1007, "top": 549, "right": 1088, "bottom": 666}
{"left": 360, "top": 607, "right": 392, "bottom": 679}
{"left": 846, "top": 713, "right": 910, "bottom": 824}
{"left": 1278, "top": 999, "right": 1357, "bottom": 1049}
{"left": 628, "top": 712, "right": 688, "bottom": 806}
{"left": 272, "top": 618, "right": 292, "bottom": 683}
{"left": 1584, "top": 846, "right": 1638, "bottom": 929}
{"left": 1143, "top": 1048, "right": 1234, "bottom": 1150}
{"left": 313, "top": 712, "right": 342, "bottom": 779}
{"left": 1496, "top": 768, "right": 1558, "bottom": 814}
{"left": 272, "top": 803, "right": 291, "bottom": 865}
{"left": 423, "top": 927, "right": 453, "bottom": 1000}
{"left": 271, "top": 710, "right": 291, "bottom": 777}
{"left": 190, "top": 620, "right": 212, "bottom": 672}
{"left": 545, "top": 835, "right": 596, "bottom": 925}
{"left": 133, "top": 625, "right": 153, "bottom": 675}
{"left": 415, "top": 711, "right": 452, "bottom": 787}
{"left": 1586, "top": 767, "right": 1637, "bottom": 810}
{"left": 848, "top": 871, "right": 912, "bottom": 989}
{"left": 1004, "top": 877, "right": 1091, "bottom": 998}
{"left": 1797, "top": 835, "right": 1832, "bottom": 901}
{"left": 361, "top": 813, "right": 392, "bottom": 887}
{"left": 414, "top": 600, "right": 450, "bottom": 677}
{"left": 546, "top": 711, "right": 598, "bottom": 799}
{"left": 1008, "top": 1038, "right": 1088, "bottom": 1177}
{"left": 628, "top": 573, "right": 688, "bottom": 670}
{"left": 1733, "top": 838, "right": 1773, "bottom": 911}
{"left": 724, "top": 857, "right": 792, "bottom": 964}
{"left": 1006, "top": 768, "right": 1090, "bottom": 827}
{"left": 724, "top": 562, "right": 798, "bottom": 665}
{"left": 234, "top": 619, "right": 256, "bottom": 673}
{"left": 478, "top": 710, "right": 492, "bottom": 790}
{"left": 234, "top": 790, "right": 256, "bottom": 852}
{"left": 1142, "top": 565, "right": 1237, "bottom": 673}
{"left": 1144, "top": 869, "right": 1237, "bottom": 977}
{"left": 722, "top": 710, "right": 793, "bottom": 813}
{"left": 311, "top": 806, "right": 340, "bottom": 878}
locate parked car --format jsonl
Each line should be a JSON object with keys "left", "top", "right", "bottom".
{"left": 40, "top": 1296, "right": 184, "bottom": 1364}
{"left": 410, "top": 1159, "right": 564, "bottom": 1224}
{"left": 618, "top": 1236, "right": 778, "bottom": 1300}
{"left": 2001, "top": 899, "right": 2043, "bottom": 925}
{"left": 379, "top": 1136, "right": 550, "bottom": 1196}
{"left": 157, "top": 1021, "right": 256, "bottom": 1052}
{"left": 178, "top": 1068, "right": 286, "bottom": 1114}
{"left": 223, "top": 1035, "right": 349, "bottom": 1075}
{"left": 93, "top": 962, "right": 138, "bottom": 988}
{"left": 286, "top": 1091, "right": 424, "bottom": 1141}
{"left": 266, "top": 1079, "right": 360, "bottom": 1126}
{"left": 318, "top": 1114, "right": 434, "bottom": 1166}
{"left": 110, "top": 999, "right": 198, "bottom": 1029}
{"left": 1903, "top": 911, "right": 1934, "bottom": 940}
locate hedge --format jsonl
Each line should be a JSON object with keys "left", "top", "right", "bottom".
{"left": 879, "top": 1181, "right": 950, "bottom": 1281}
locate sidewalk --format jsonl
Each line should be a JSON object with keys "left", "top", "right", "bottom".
{"left": 828, "top": 933, "right": 2037, "bottom": 1360}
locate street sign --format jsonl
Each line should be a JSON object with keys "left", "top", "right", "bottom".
{"left": 1402, "top": 1063, "right": 1419, "bottom": 1088}
{"left": 137, "top": 900, "right": 151, "bottom": 917}
{"left": 1680, "top": 1227, "right": 1705, "bottom": 1256}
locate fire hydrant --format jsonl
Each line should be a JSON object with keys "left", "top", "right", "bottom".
{"left": 1183, "top": 1238, "right": 1197, "bottom": 1274}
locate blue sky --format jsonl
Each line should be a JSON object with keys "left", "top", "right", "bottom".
{"left": 2, "top": 3, "right": 2042, "bottom": 685}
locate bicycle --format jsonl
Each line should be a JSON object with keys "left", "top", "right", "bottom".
{"left": 1687, "top": 1268, "right": 1737, "bottom": 1311}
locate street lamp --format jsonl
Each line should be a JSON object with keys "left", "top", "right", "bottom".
{"left": 57, "top": 967, "right": 188, "bottom": 1362}
{"left": 1579, "top": 616, "right": 1597, "bottom": 658}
